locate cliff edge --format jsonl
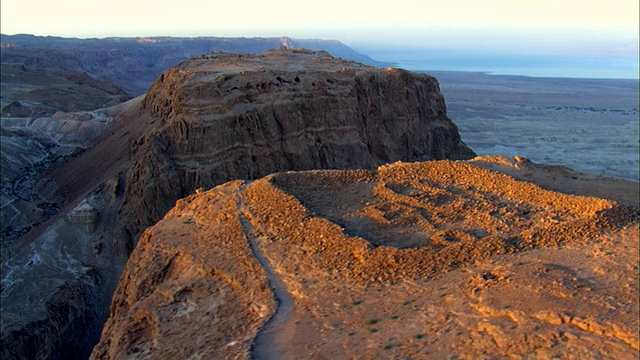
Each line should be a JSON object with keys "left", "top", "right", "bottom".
{"left": 1, "top": 49, "right": 474, "bottom": 359}
{"left": 92, "top": 159, "right": 638, "bottom": 359}
{"left": 115, "top": 48, "right": 474, "bottom": 253}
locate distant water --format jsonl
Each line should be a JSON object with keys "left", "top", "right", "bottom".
{"left": 373, "top": 53, "right": 639, "bottom": 80}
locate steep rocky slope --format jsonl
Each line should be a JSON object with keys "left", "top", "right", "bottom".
{"left": 1, "top": 105, "right": 139, "bottom": 240}
{"left": 114, "top": 48, "right": 474, "bottom": 254}
{"left": 1, "top": 49, "right": 473, "bottom": 359}
{"left": 92, "top": 159, "right": 639, "bottom": 359}
{"left": 0, "top": 97, "right": 154, "bottom": 359}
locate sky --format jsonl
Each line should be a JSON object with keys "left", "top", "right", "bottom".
{"left": 1, "top": 0, "right": 638, "bottom": 76}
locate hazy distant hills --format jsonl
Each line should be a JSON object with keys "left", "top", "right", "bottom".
{"left": 1, "top": 34, "right": 393, "bottom": 97}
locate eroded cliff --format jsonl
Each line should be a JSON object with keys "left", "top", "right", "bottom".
{"left": 115, "top": 48, "right": 474, "bottom": 253}
{"left": 1, "top": 49, "right": 475, "bottom": 359}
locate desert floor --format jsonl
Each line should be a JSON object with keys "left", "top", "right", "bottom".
{"left": 430, "top": 71, "right": 639, "bottom": 181}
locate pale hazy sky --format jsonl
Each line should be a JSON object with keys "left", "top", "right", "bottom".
{"left": 1, "top": 0, "right": 638, "bottom": 55}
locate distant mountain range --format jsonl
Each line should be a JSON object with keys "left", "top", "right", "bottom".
{"left": 1, "top": 34, "right": 394, "bottom": 97}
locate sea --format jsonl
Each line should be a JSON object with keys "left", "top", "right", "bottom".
{"left": 371, "top": 52, "right": 639, "bottom": 80}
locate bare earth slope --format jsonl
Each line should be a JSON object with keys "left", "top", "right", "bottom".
{"left": 93, "top": 158, "right": 638, "bottom": 359}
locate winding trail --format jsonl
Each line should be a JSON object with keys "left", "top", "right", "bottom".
{"left": 236, "top": 184, "right": 297, "bottom": 360}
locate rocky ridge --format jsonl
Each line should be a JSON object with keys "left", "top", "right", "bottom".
{"left": 92, "top": 159, "right": 639, "bottom": 359}
{"left": 1, "top": 35, "right": 393, "bottom": 97}
{"left": 114, "top": 48, "right": 474, "bottom": 254}
{"left": 0, "top": 63, "right": 131, "bottom": 118}
{"left": 1, "top": 49, "right": 474, "bottom": 359}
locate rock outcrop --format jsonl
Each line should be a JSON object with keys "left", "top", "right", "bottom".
{"left": 1, "top": 101, "right": 32, "bottom": 117}
{"left": 92, "top": 159, "right": 638, "bottom": 359}
{"left": 115, "top": 48, "right": 475, "bottom": 253}
{"left": 66, "top": 199, "right": 98, "bottom": 233}
{"left": 1, "top": 49, "right": 474, "bottom": 359}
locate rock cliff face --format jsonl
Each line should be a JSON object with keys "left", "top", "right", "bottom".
{"left": 115, "top": 49, "right": 475, "bottom": 252}
{"left": 1, "top": 49, "right": 475, "bottom": 359}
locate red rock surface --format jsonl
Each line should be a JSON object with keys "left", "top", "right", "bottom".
{"left": 92, "top": 159, "right": 638, "bottom": 359}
